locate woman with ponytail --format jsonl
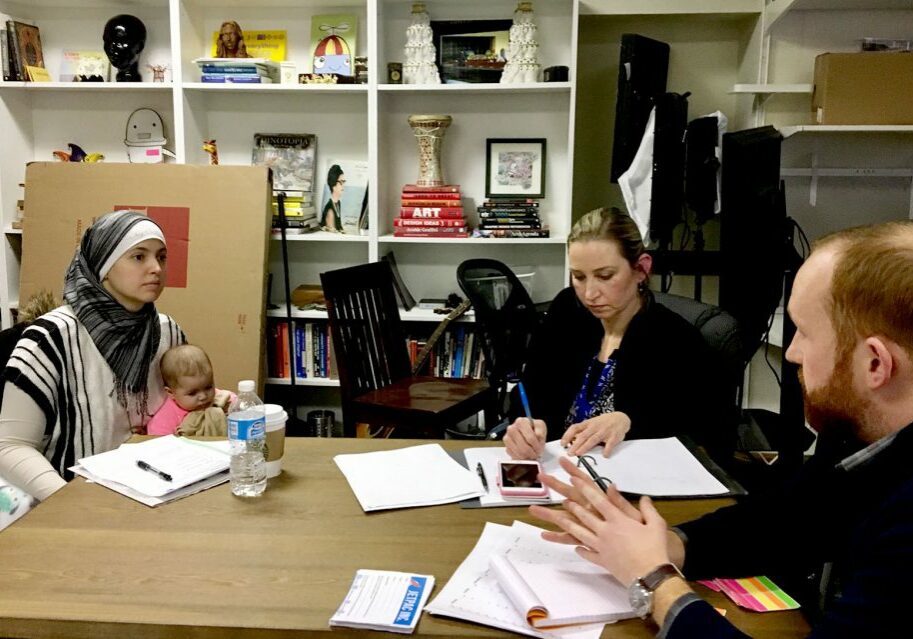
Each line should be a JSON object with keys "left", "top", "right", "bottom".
{"left": 0, "top": 211, "right": 184, "bottom": 501}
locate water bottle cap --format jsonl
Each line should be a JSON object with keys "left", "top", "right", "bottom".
{"left": 238, "top": 380, "right": 255, "bottom": 392}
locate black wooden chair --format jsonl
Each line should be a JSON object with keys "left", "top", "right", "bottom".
{"left": 456, "top": 259, "right": 541, "bottom": 427}
{"left": 320, "top": 261, "right": 495, "bottom": 438}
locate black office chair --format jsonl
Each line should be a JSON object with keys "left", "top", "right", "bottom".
{"left": 654, "top": 291, "right": 744, "bottom": 465}
{"left": 456, "top": 259, "right": 542, "bottom": 431}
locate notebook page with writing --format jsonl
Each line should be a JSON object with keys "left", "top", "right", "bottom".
{"left": 492, "top": 555, "right": 635, "bottom": 628}
{"left": 425, "top": 521, "right": 604, "bottom": 639}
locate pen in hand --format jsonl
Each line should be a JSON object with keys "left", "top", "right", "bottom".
{"left": 137, "top": 460, "right": 173, "bottom": 482}
{"left": 517, "top": 381, "right": 534, "bottom": 427}
{"left": 475, "top": 462, "right": 489, "bottom": 492}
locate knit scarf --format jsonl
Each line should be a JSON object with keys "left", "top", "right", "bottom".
{"left": 62, "top": 211, "right": 163, "bottom": 417}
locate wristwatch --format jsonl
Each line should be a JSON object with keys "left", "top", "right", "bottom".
{"left": 628, "top": 563, "right": 684, "bottom": 619}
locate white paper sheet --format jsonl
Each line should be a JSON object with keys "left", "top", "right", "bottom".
{"left": 425, "top": 521, "right": 604, "bottom": 639}
{"left": 333, "top": 443, "right": 485, "bottom": 512}
{"left": 465, "top": 437, "right": 727, "bottom": 504}
{"left": 76, "top": 435, "right": 230, "bottom": 497}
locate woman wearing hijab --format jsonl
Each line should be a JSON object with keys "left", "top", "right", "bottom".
{"left": 0, "top": 211, "right": 185, "bottom": 501}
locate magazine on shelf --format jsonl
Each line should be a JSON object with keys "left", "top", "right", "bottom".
{"left": 252, "top": 133, "right": 318, "bottom": 193}
{"left": 319, "top": 157, "right": 368, "bottom": 234}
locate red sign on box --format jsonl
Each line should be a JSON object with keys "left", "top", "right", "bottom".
{"left": 115, "top": 205, "right": 189, "bottom": 288}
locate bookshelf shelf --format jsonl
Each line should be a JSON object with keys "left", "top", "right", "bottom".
{"left": 779, "top": 125, "right": 913, "bottom": 138}
{"left": 377, "top": 234, "right": 566, "bottom": 245}
{"left": 0, "top": 82, "right": 172, "bottom": 92}
{"left": 266, "top": 376, "right": 339, "bottom": 387}
{"left": 183, "top": 83, "right": 367, "bottom": 94}
{"left": 378, "top": 82, "right": 572, "bottom": 95}
{"left": 270, "top": 232, "right": 370, "bottom": 242}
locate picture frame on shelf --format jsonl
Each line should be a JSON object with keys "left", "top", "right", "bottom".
{"left": 485, "top": 138, "right": 547, "bottom": 199}
{"left": 430, "top": 19, "right": 511, "bottom": 84}
{"left": 319, "top": 158, "right": 368, "bottom": 234}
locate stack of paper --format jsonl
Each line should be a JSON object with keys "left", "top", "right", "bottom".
{"left": 334, "top": 444, "right": 485, "bottom": 511}
{"left": 70, "top": 435, "right": 230, "bottom": 507}
{"left": 491, "top": 555, "right": 634, "bottom": 628}
{"left": 330, "top": 570, "right": 435, "bottom": 634}
{"left": 464, "top": 437, "right": 727, "bottom": 507}
{"left": 425, "top": 521, "right": 606, "bottom": 638}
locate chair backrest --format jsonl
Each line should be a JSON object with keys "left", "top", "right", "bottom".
{"left": 320, "top": 261, "right": 411, "bottom": 403}
{"left": 456, "top": 259, "right": 540, "bottom": 393}
{"left": 654, "top": 291, "right": 745, "bottom": 392}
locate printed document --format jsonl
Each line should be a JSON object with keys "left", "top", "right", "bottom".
{"left": 70, "top": 436, "right": 230, "bottom": 506}
{"left": 330, "top": 570, "right": 434, "bottom": 633}
{"left": 426, "top": 521, "right": 604, "bottom": 638}
{"left": 465, "top": 437, "right": 726, "bottom": 506}
{"left": 334, "top": 443, "right": 485, "bottom": 511}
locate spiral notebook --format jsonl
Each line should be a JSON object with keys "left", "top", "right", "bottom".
{"left": 490, "top": 554, "right": 635, "bottom": 628}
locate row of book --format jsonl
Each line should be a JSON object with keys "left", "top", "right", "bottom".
{"left": 475, "top": 199, "right": 550, "bottom": 238}
{"left": 267, "top": 321, "right": 337, "bottom": 380}
{"left": 193, "top": 57, "right": 280, "bottom": 84}
{"left": 1, "top": 17, "right": 44, "bottom": 81}
{"left": 394, "top": 184, "right": 469, "bottom": 238}
{"left": 407, "top": 325, "right": 485, "bottom": 380}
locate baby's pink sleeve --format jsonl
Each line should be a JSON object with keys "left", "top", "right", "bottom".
{"left": 147, "top": 399, "right": 180, "bottom": 435}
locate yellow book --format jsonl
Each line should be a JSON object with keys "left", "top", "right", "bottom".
{"left": 26, "top": 65, "right": 50, "bottom": 81}
{"left": 210, "top": 28, "right": 286, "bottom": 62}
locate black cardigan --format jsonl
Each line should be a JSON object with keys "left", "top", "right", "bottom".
{"left": 514, "top": 287, "right": 729, "bottom": 457}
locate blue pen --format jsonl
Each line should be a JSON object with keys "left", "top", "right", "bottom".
{"left": 517, "top": 381, "right": 533, "bottom": 423}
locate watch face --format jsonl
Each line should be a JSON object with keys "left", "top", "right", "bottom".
{"left": 628, "top": 581, "right": 652, "bottom": 618}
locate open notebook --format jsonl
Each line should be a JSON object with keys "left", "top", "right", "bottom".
{"left": 491, "top": 554, "right": 635, "bottom": 628}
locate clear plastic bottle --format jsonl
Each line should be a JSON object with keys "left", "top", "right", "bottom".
{"left": 227, "top": 380, "right": 267, "bottom": 497}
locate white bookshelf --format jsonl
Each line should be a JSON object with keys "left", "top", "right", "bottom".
{"left": 0, "top": 0, "right": 578, "bottom": 340}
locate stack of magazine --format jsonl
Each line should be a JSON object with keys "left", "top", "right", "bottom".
{"left": 252, "top": 133, "right": 319, "bottom": 233}
{"left": 192, "top": 57, "right": 280, "bottom": 83}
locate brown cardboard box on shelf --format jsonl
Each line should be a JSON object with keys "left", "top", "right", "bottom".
{"left": 812, "top": 52, "right": 913, "bottom": 124}
{"left": 20, "top": 163, "right": 272, "bottom": 390}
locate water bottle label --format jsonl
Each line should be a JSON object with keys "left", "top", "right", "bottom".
{"left": 229, "top": 416, "right": 265, "bottom": 441}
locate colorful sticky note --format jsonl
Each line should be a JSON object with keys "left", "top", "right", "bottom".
{"left": 699, "top": 576, "right": 800, "bottom": 613}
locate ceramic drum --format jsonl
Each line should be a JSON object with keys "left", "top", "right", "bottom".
{"left": 407, "top": 114, "right": 452, "bottom": 186}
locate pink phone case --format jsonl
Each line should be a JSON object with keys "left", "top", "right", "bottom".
{"left": 497, "top": 461, "right": 549, "bottom": 498}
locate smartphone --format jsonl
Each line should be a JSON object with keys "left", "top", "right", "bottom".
{"left": 496, "top": 460, "right": 549, "bottom": 499}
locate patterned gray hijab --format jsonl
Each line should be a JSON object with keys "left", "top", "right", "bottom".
{"left": 63, "top": 210, "right": 165, "bottom": 415}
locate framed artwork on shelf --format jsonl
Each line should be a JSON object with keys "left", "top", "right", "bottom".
{"left": 430, "top": 19, "right": 511, "bottom": 84}
{"left": 485, "top": 138, "right": 547, "bottom": 199}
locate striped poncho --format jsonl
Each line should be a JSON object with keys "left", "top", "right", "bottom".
{"left": 3, "top": 306, "right": 184, "bottom": 479}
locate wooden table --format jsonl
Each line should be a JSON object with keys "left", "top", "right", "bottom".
{"left": 0, "top": 438, "right": 810, "bottom": 638}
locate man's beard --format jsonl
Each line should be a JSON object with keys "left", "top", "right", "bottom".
{"left": 798, "top": 353, "right": 870, "bottom": 443}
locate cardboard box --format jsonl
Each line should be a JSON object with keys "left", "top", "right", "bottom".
{"left": 812, "top": 52, "right": 913, "bottom": 124}
{"left": 21, "top": 163, "right": 272, "bottom": 390}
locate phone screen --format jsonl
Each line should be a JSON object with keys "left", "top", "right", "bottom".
{"left": 500, "top": 462, "right": 544, "bottom": 489}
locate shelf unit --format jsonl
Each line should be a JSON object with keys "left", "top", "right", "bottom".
{"left": 0, "top": 0, "right": 578, "bottom": 347}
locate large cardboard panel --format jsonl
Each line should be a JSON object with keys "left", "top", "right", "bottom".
{"left": 21, "top": 162, "right": 272, "bottom": 391}
{"left": 812, "top": 52, "right": 913, "bottom": 125}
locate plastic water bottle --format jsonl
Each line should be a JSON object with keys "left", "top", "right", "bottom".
{"left": 227, "top": 380, "right": 267, "bottom": 497}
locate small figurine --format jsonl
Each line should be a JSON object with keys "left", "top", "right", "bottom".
{"left": 84, "top": 153, "right": 105, "bottom": 163}
{"left": 124, "top": 108, "right": 175, "bottom": 163}
{"left": 203, "top": 139, "right": 219, "bottom": 165}
{"left": 103, "top": 14, "right": 147, "bottom": 82}
{"left": 67, "top": 143, "right": 88, "bottom": 162}
{"left": 216, "top": 21, "right": 251, "bottom": 58}
{"left": 52, "top": 150, "right": 71, "bottom": 162}
{"left": 146, "top": 63, "right": 168, "bottom": 83}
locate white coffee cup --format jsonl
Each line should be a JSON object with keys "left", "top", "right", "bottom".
{"left": 263, "top": 404, "right": 288, "bottom": 478}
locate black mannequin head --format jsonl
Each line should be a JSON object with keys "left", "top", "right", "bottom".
{"left": 103, "top": 15, "right": 147, "bottom": 82}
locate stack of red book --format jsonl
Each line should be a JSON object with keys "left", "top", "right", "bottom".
{"left": 394, "top": 184, "right": 469, "bottom": 238}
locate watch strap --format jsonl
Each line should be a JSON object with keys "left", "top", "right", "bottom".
{"left": 640, "top": 563, "right": 684, "bottom": 592}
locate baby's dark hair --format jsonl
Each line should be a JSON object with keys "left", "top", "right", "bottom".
{"left": 160, "top": 344, "right": 213, "bottom": 388}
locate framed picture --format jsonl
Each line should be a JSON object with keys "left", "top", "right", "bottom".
{"left": 430, "top": 19, "right": 511, "bottom": 84}
{"left": 485, "top": 138, "right": 547, "bottom": 199}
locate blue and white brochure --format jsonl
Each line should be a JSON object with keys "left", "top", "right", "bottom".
{"left": 330, "top": 569, "right": 435, "bottom": 634}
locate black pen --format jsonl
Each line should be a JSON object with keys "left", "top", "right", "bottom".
{"left": 576, "top": 455, "right": 611, "bottom": 492}
{"left": 476, "top": 462, "right": 489, "bottom": 492}
{"left": 137, "top": 460, "right": 172, "bottom": 482}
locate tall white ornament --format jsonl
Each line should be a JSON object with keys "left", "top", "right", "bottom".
{"left": 403, "top": 3, "right": 441, "bottom": 84}
{"left": 500, "top": 1, "right": 540, "bottom": 84}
